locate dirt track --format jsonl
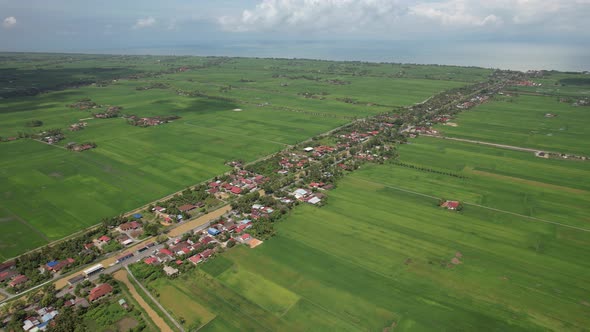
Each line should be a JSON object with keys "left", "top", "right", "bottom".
{"left": 114, "top": 270, "right": 173, "bottom": 332}
{"left": 169, "top": 205, "right": 231, "bottom": 237}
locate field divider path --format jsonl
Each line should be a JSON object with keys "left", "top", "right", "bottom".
{"left": 125, "top": 267, "right": 185, "bottom": 332}
{"left": 3, "top": 207, "right": 50, "bottom": 242}
{"left": 354, "top": 177, "right": 590, "bottom": 233}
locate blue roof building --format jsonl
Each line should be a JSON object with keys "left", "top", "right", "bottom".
{"left": 208, "top": 228, "right": 221, "bottom": 236}
{"left": 133, "top": 213, "right": 143, "bottom": 219}
{"left": 46, "top": 260, "right": 59, "bottom": 268}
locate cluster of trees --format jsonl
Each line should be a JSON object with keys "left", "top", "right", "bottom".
{"left": 25, "top": 119, "right": 43, "bottom": 127}
{"left": 69, "top": 98, "right": 98, "bottom": 110}
{"left": 393, "top": 161, "right": 469, "bottom": 179}
{"left": 150, "top": 184, "right": 213, "bottom": 217}
{"left": 135, "top": 82, "right": 169, "bottom": 90}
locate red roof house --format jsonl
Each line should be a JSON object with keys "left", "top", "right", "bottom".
{"left": 9, "top": 274, "right": 28, "bottom": 287}
{"left": 160, "top": 248, "right": 174, "bottom": 256}
{"left": 201, "top": 249, "right": 213, "bottom": 259}
{"left": 88, "top": 283, "right": 113, "bottom": 302}
{"left": 98, "top": 235, "right": 111, "bottom": 243}
{"left": 230, "top": 186, "right": 242, "bottom": 195}
{"left": 178, "top": 204, "right": 196, "bottom": 212}
{"left": 144, "top": 257, "right": 158, "bottom": 265}
{"left": 188, "top": 255, "right": 202, "bottom": 265}
{"left": 441, "top": 201, "right": 461, "bottom": 210}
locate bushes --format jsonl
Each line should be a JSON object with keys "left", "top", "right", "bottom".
{"left": 392, "top": 161, "right": 468, "bottom": 179}
{"left": 25, "top": 120, "right": 43, "bottom": 127}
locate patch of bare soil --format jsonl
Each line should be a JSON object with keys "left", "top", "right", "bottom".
{"left": 451, "top": 257, "right": 462, "bottom": 265}
{"left": 581, "top": 300, "right": 590, "bottom": 307}
{"left": 117, "top": 317, "right": 139, "bottom": 331}
{"left": 249, "top": 238, "right": 263, "bottom": 248}
{"left": 404, "top": 258, "right": 413, "bottom": 265}
{"left": 49, "top": 172, "right": 63, "bottom": 178}
{"left": 455, "top": 251, "right": 463, "bottom": 258}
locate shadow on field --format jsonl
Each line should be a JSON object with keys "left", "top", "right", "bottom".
{"left": 0, "top": 67, "right": 144, "bottom": 98}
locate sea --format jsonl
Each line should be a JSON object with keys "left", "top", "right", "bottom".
{"left": 93, "top": 40, "right": 590, "bottom": 72}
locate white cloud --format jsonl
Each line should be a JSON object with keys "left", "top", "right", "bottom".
{"left": 219, "top": 0, "right": 590, "bottom": 34}
{"left": 410, "top": 1, "right": 503, "bottom": 26}
{"left": 219, "top": 0, "right": 407, "bottom": 33}
{"left": 3, "top": 16, "right": 17, "bottom": 29}
{"left": 133, "top": 16, "right": 156, "bottom": 29}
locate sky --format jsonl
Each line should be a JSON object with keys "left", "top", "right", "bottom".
{"left": 0, "top": 0, "right": 589, "bottom": 52}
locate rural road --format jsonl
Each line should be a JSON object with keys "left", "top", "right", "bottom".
{"left": 114, "top": 270, "right": 176, "bottom": 332}
{"left": 423, "top": 135, "right": 543, "bottom": 153}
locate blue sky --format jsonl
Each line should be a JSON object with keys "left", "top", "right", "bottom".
{"left": 1, "top": 0, "right": 589, "bottom": 52}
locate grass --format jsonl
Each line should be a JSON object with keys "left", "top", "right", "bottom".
{"left": 149, "top": 278, "right": 216, "bottom": 330}
{"left": 0, "top": 208, "right": 47, "bottom": 260}
{"left": 218, "top": 266, "right": 300, "bottom": 316}
{"left": 436, "top": 94, "right": 590, "bottom": 155}
{"left": 149, "top": 137, "right": 590, "bottom": 331}
{"left": 0, "top": 54, "right": 475, "bottom": 257}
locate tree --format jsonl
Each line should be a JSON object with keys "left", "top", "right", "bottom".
{"left": 48, "top": 307, "right": 86, "bottom": 332}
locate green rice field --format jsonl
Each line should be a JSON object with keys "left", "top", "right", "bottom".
{"left": 145, "top": 137, "right": 590, "bottom": 331}
{"left": 0, "top": 54, "right": 476, "bottom": 258}
{"left": 437, "top": 94, "right": 590, "bottom": 155}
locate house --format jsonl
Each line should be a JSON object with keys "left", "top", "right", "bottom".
{"left": 119, "top": 221, "right": 141, "bottom": 231}
{"left": 9, "top": 274, "right": 28, "bottom": 287}
{"left": 201, "top": 236, "right": 214, "bottom": 245}
{"left": 119, "top": 299, "right": 129, "bottom": 309}
{"left": 309, "top": 182, "right": 325, "bottom": 189}
{"left": 84, "top": 242, "right": 94, "bottom": 250}
{"left": 0, "top": 270, "right": 18, "bottom": 282}
{"left": 160, "top": 248, "right": 174, "bottom": 256}
{"left": 153, "top": 206, "right": 166, "bottom": 213}
{"left": 117, "top": 234, "right": 133, "bottom": 246}
{"left": 116, "top": 253, "right": 134, "bottom": 263}
{"left": 0, "top": 260, "right": 16, "bottom": 272}
{"left": 307, "top": 196, "right": 321, "bottom": 205}
{"left": 208, "top": 228, "right": 221, "bottom": 236}
{"left": 292, "top": 188, "right": 310, "bottom": 200}
{"left": 188, "top": 254, "right": 202, "bottom": 265}
{"left": 45, "top": 258, "right": 75, "bottom": 273}
{"left": 303, "top": 147, "right": 314, "bottom": 152}
{"left": 240, "top": 233, "right": 252, "bottom": 242}
{"left": 67, "top": 274, "right": 85, "bottom": 286}
{"left": 98, "top": 235, "right": 111, "bottom": 243}
{"left": 441, "top": 200, "right": 461, "bottom": 210}
{"left": 144, "top": 257, "right": 159, "bottom": 265}
{"left": 88, "top": 283, "right": 113, "bottom": 302}
{"left": 132, "top": 213, "right": 143, "bottom": 219}
{"left": 178, "top": 204, "right": 196, "bottom": 212}
{"left": 230, "top": 186, "right": 242, "bottom": 195}
{"left": 200, "top": 249, "right": 213, "bottom": 260}
{"left": 163, "top": 266, "right": 179, "bottom": 277}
